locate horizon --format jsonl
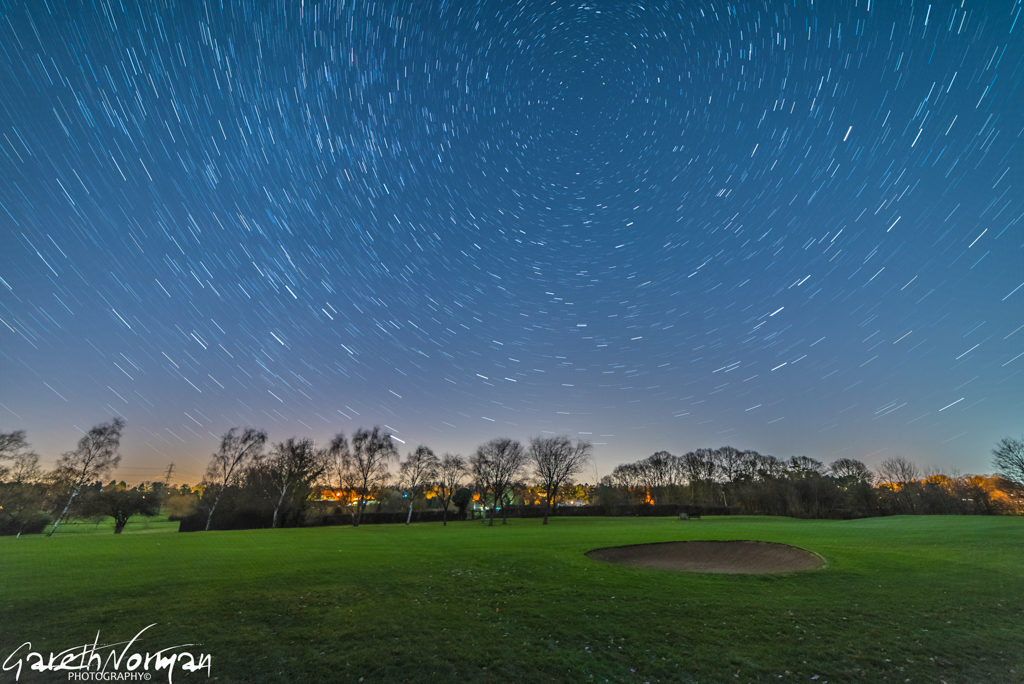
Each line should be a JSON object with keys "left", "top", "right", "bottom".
{"left": 2, "top": 1, "right": 1021, "bottom": 484}
{"left": 9, "top": 421, "right": 1012, "bottom": 486}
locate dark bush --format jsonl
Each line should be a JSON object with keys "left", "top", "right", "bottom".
{"left": 178, "top": 507, "right": 273, "bottom": 532}
{"left": 0, "top": 510, "right": 51, "bottom": 536}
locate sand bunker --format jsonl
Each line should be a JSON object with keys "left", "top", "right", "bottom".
{"left": 586, "top": 540, "right": 823, "bottom": 574}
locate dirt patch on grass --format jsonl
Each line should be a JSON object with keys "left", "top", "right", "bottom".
{"left": 586, "top": 540, "right": 823, "bottom": 574}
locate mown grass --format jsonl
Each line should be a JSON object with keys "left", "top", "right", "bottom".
{"left": 2, "top": 515, "right": 1022, "bottom": 682}
{"left": 44, "top": 513, "right": 180, "bottom": 536}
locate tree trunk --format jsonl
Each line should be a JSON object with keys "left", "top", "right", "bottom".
{"left": 47, "top": 488, "right": 79, "bottom": 537}
{"left": 543, "top": 489, "right": 553, "bottom": 525}
{"left": 113, "top": 513, "right": 128, "bottom": 534}
{"left": 441, "top": 502, "right": 448, "bottom": 526}
{"left": 205, "top": 490, "right": 224, "bottom": 531}
{"left": 354, "top": 497, "right": 364, "bottom": 527}
{"left": 405, "top": 498, "right": 414, "bottom": 525}
{"left": 273, "top": 485, "right": 288, "bottom": 528}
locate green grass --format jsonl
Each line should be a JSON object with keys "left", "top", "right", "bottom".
{"left": 2, "top": 516, "right": 1022, "bottom": 682}
{"left": 44, "top": 513, "right": 180, "bottom": 535}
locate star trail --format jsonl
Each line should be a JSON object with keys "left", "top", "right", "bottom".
{"left": 1, "top": 0, "right": 1021, "bottom": 481}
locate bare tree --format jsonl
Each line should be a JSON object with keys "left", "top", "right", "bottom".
{"left": 435, "top": 453, "right": 466, "bottom": 526}
{"left": 682, "top": 449, "right": 718, "bottom": 483}
{"left": 611, "top": 462, "right": 642, "bottom": 488}
{"left": 734, "top": 450, "right": 765, "bottom": 481}
{"left": 639, "top": 451, "right": 681, "bottom": 489}
{"left": 469, "top": 451, "right": 491, "bottom": 523}
{"left": 708, "top": 446, "right": 745, "bottom": 507}
{"left": 48, "top": 418, "right": 125, "bottom": 536}
{"left": 829, "top": 458, "right": 873, "bottom": 483}
{"left": 267, "top": 437, "right": 329, "bottom": 528}
{"left": 787, "top": 456, "right": 826, "bottom": 478}
{"left": 877, "top": 456, "right": 919, "bottom": 488}
{"left": 754, "top": 454, "right": 785, "bottom": 479}
{"left": 332, "top": 426, "right": 397, "bottom": 526}
{"left": 713, "top": 446, "right": 746, "bottom": 483}
{"left": 328, "top": 432, "right": 349, "bottom": 497}
{"left": 618, "top": 451, "right": 682, "bottom": 504}
{"left": 0, "top": 431, "right": 44, "bottom": 536}
{"left": 399, "top": 445, "right": 439, "bottom": 525}
{"left": 681, "top": 449, "right": 718, "bottom": 504}
{"left": 529, "top": 436, "right": 591, "bottom": 525}
{"left": 0, "top": 430, "right": 28, "bottom": 454}
{"left": 611, "top": 460, "right": 663, "bottom": 503}
{"left": 204, "top": 428, "right": 267, "bottom": 531}
{"left": 877, "top": 456, "right": 920, "bottom": 513}
{"left": 8, "top": 451, "right": 41, "bottom": 485}
{"left": 992, "top": 436, "right": 1024, "bottom": 486}
{"left": 0, "top": 430, "right": 39, "bottom": 489}
{"left": 471, "top": 438, "right": 526, "bottom": 526}
{"left": 1, "top": 431, "right": 33, "bottom": 481}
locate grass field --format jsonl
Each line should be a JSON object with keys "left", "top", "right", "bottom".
{"left": 40, "top": 513, "right": 181, "bottom": 536}
{"left": 2, "top": 515, "right": 1022, "bottom": 682}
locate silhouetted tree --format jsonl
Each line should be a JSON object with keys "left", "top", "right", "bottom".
{"left": 451, "top": 486, "right": 472, "bottom": 520}
{"left": 399, "top": 445, "right": 439, "bottom": 525}
{"left": 830, "top": 458, "right": 872, "bottom": 483}
{"left": 755, "top": 454, "right": 785, "bottom": 479}
{"left": 682, "top": 449, "right": 718, "bottom": 505}
{"left": 0, "top": 431, "right": 39, "bottom": 488}
{"left": 0, "top": 431, "right": 47, "bottom": 535}
{"left": 992, "top": 436, "right": 1024, "bottom": 486}
{"left": 203, "top": 428, "right": 267, "bottom": 531}
{"left": 633, "top": 451, "right": 682, "bottom": 503}
{"left": 732, "top": 450, "right": 765, "bottom": 482}
{"left": 328, "top": 432, "right": 350, "bottom": 498}
{"left": 593, "top": 474, "right": 630, "bottom": 508}
{"left": 435, "top": 454, "right": 467, "bottom": 525}
{"left": 729, "top": 452, "right": 787, "bottom": 515}
{"left": 267, "top": 437, "right": 329, "bottom": 528}
{"left": 611, "top": 462, "right": 645, "bottom": 502}
{"left": 529, "top": 435, "right": 591, "bottom": 525}
{"left": 787, "top": 456, "right": 825, "bottom": 477}
{"left": 710, "top": 446, "right": 739, "bottom": 481}
{"left": 1, "top": 431, "right": 35, "bottom": 482}
{"left": 471, "top": 438, "right": 526, "bottom": 526}
{"left": 877, "top": 456, "right": 920, "bottom": 513}
{"left": 82, "top": 483, "right": 160, "bottom": 533}
{"left": 48, "top": 418, "right": 125, "bottom": 536}
{"left": 332, "top": 426, "right": 397, "bottom": 526}
{"left": 784, "top": 457, "right": 830, "bottom": 517}
{"left": 878, "top": 456, "right": 918, "bottom": 487}
{"left": 828, "top": 458, "right": 876, "bottom": 517}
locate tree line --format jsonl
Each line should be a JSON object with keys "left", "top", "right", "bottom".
{"left": 1, "top": 420, "right": 1022, "bottom": 535}
{"left": 183, "top": 427, "right": 593, "bottom": 531}
{"left": 598, "top": 446, "right": 1024, "bottom": 517}
{"left": 0, "top": 419, "right": 162, "bottom": 536}
{"left": 0, "top": 420, "right": 595, "bottom": 533}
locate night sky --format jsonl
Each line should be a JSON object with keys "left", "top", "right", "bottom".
{"left": 1, "top": 0, "right": 1021, "bottom": 483}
